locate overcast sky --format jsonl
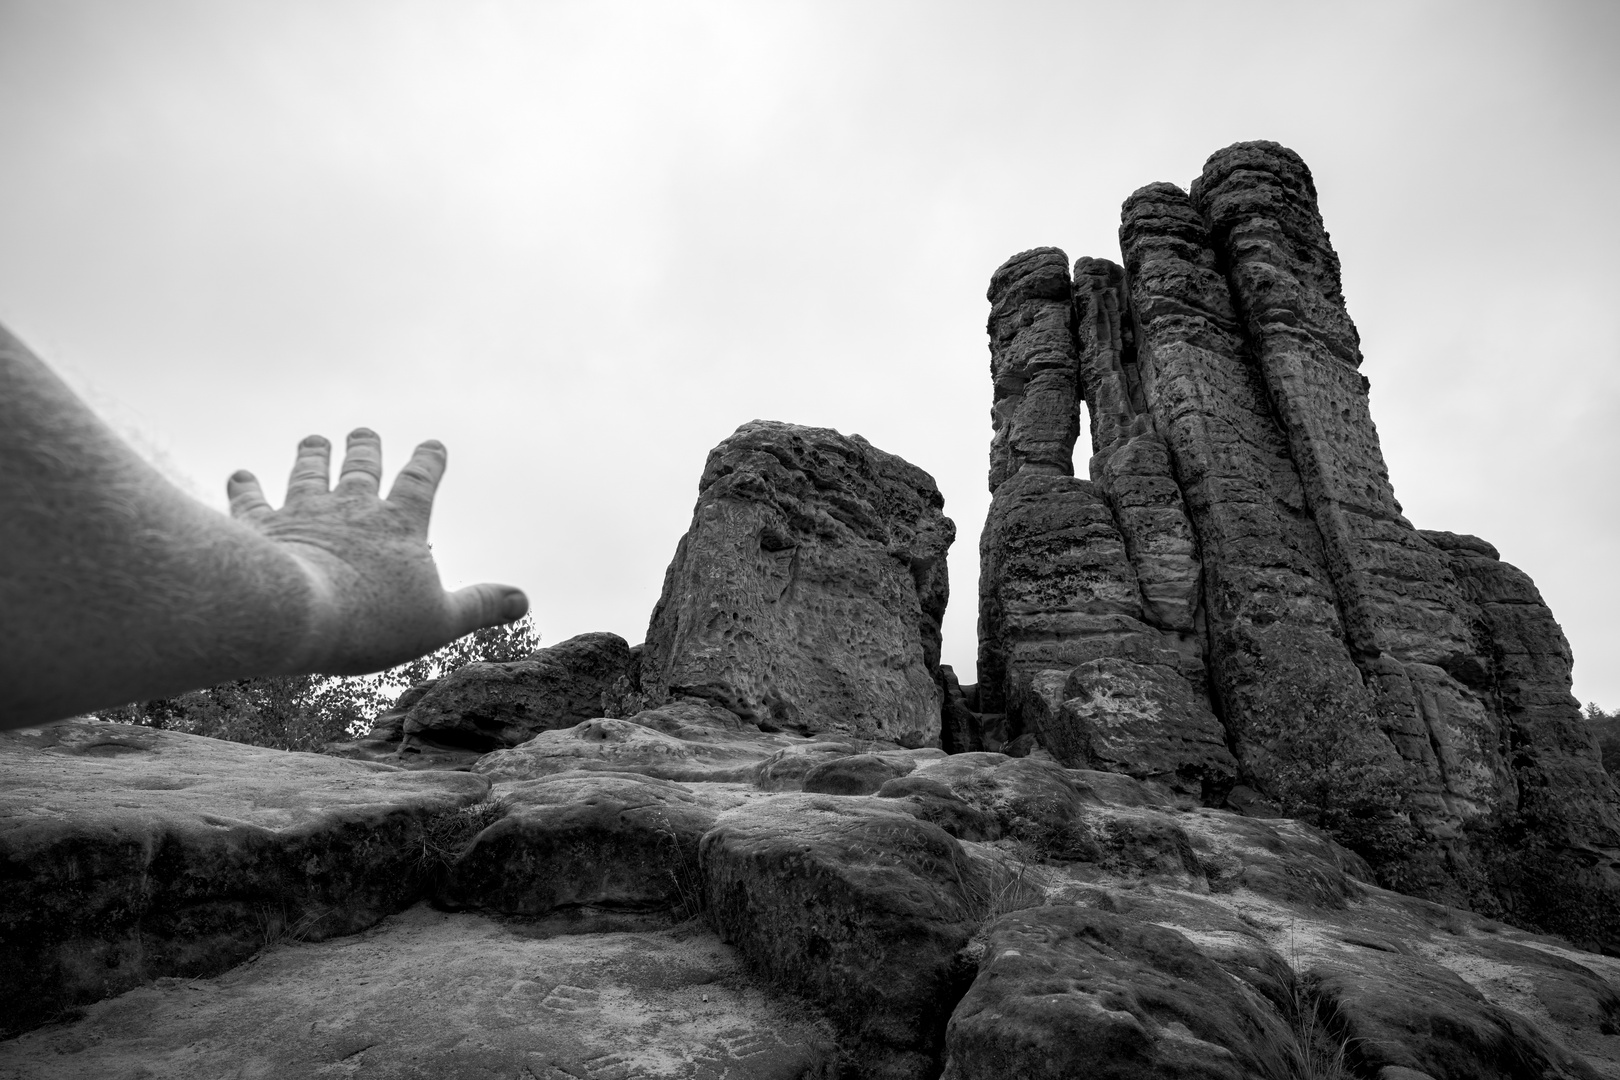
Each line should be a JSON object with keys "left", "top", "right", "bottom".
{"left": 2, "top": 0, "right": 1617, "bottom": 707}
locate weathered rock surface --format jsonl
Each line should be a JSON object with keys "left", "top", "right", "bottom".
{"left": 801, "top": 752, "right": 917, "bottom": 795}
{"left": 7, "top": 722, "right": 1620, "bottom": 1077}
{"left": 0, "top": 720, "right": 489, "bottom": 1038}
{"left": 980, "top": 139, "right": 1620, "bottom": 950}
{"left": 943, "top": 906, "right": 1298, "bottom": 1080}
{"left": 701, "top": 793, "right": 986, "bottom": 1079}
{"left": 1116, "top": 177, "right": 1384, "bottom": 791}
{"left": 985, "top": 246, "right": 1081, "bottom": 492}
{"left": 329, "top": 632, "right": 640, "bottom": 771}
{"left": 0, "top": 905, "right": 835, "bottom": 1080}
{"left": 1026, "top": 658, "right": 1237, "bottom": 800}
{"left": 437, "top": 772, "right": 723, "bottom": 916}
{"left": 640, "top": 420, "right": 954, "bottom": 745}
{"left": 979, "top": 255, "right": 1237, "bottom": 799}
{"left": 401, "top": 631, "right": 634, "bottom": 752}
{"left": 472, "top": 708, "right": 783, "bottom": 784}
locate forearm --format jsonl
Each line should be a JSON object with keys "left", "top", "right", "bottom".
{"left": 0, "top": 325, "right": 319, "bottom": 726}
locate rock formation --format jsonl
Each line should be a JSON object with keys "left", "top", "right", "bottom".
{"left": 640, "top": 419, "right": 954, "bottom": 745}
{"left": 5, "top": 139, "right": 1619, "bottom": 1080}
{"left": 11, "top": 716, "right": 1620, "bottom": 1077}
{"left": 333, "top": 631, "right": 638, "bottom": 770}
{"left": 979, "top": 139, "right": 1620, "bottom": 950}
{"left": 0, "top": 720, "right": 488, "bottom": 1036}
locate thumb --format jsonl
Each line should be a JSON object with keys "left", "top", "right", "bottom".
{"left": 448, "top": 583, "right": 529, "bottom": 637}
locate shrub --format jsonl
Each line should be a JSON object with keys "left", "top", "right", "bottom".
{"left": 93, "top": 615, "right": 540, "bottom": 752}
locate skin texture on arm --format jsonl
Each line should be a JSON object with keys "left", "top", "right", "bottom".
{"left": 0, "top": 323, "right": 527, "bottom": 729}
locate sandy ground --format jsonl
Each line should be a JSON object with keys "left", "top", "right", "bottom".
{"left": 0, "top": 905, "right": 835, "bottom": 1080}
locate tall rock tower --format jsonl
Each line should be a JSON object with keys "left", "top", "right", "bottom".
{"left": 979, "top": 140, "right": 1620, "bottom": 950}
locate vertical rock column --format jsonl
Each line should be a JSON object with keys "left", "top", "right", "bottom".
{"left": 1073, "top": 256, "right": 1206, "bottom": 684}
{"left": 1192, "top": 142, "right": 1505, "bottom": 825}
{"left": 979, "top": 248, "right": 1147, "bottom": 713}
{"left": 1117, "top": 180, "right": 1394, "bottom": 787}
{"left": 978, "top": 249, "right": 1235, "bottom": 795}
{"left": 985, "top": 247, "right": 1082, "bottom": 491}
{"left": 1424, "top": 530, "right": 1620, "bottom": 949}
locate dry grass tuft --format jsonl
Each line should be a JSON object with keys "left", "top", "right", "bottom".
{"left": 416, "top": 797, "right": 508, "bottom": 879}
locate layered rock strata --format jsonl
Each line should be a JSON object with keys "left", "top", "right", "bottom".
{"left": 980, "top": 251, "right": 1236, "bottom": 799}
{"left": 18, "top": 722, "right": 1620, "bottom": 1077}
{"left": 0, "top": 720, "right": 489, "bottom": 1037}
{"left": 978, "top": 139, "right": 1620, "bottom": 949}
{"left": 641, "top": 420, "right": 954, "bottom": 745}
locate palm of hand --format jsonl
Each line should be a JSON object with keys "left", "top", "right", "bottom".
{"left": 227, "top": 429, "right": 526, "bottom": 676}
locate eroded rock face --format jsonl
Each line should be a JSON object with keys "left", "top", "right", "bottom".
{"left": 985, "top": 247, "right": 1081, "bottom": 492}
{"left": 701, "top": 793, "right": 985, "bottom": 1079}
{"left": 979, "top": 253, "right": 1234, "bottom": 798}
{"left": 979, "top": 140, "right": 1620, "bottom": 950}
{"left": 9, "top": 721, "right": 1620, "bottom": 1077}
{"left": 641, "top": 420, "right": 954, "bottom": 745}
{"left": 437, "top": 772, "right": 721, "bottom": 916}
{"left": 943, "top": 907, "right": 1298, "bottom": 1080}
{"left": 1028, "top": 658, "right": 1237, "bottom": 800}
{"left": 0, "top": 720, "right": 489, "bottom": 1037}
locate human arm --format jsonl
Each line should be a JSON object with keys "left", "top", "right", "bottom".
{"left": 0, "top": 322, "right": 527, "bottom": 729}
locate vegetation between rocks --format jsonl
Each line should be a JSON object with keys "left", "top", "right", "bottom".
{"left": 416, "top": 797, "right": 509, "bottom": 884}
{"left": 91, "top": 615, "right": 539, "bottom": 752}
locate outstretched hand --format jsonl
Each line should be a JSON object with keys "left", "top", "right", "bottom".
{"left": 226, "top": 428, "right": 528, "bottom": 677}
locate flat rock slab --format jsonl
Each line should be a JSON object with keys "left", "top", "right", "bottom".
{"left": 0, "top": 721, "right": 489, "bottom": 1035}
{"left": 0, "top": 904, "right": 832, "bottom": 1080}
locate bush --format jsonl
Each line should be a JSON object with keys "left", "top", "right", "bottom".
{"left": 93, "top": 615, "right": 540, "bottom": 753}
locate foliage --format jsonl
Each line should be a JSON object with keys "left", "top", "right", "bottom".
{"left": 93, "top": 615, "right": 540, "bottom": 753}
{"left": 1584, "top": 702, "right": 1620, "bottom": 774}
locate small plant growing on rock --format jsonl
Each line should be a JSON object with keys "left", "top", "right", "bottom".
{"left": 416, "top": 797, "right": 508, "bottom": 884}
{"left": 959, "top": 840, "right": 1047, "bottom": 923}
{"left": 251, "top": 905, "right": 328, "bottom": 959}
{"left": 651, "top": 810, "right": 706, "bottom": 921}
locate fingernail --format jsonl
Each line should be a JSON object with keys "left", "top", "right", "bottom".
{"left": 230, "top": 470, "right": 255, "bottom": 485}
{"left": 502, "top": 590, "right": 529, "bottom": 621}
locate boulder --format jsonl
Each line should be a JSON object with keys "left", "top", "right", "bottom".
{"left": 0, "top": 720, "right": 489, "bottom": 1037}
{"left": 640, "top": 420, "right": 954, "bottom": 744}
{"left": 910, "top": 754, "right": 1101, "bottom": 858}
{"left": 396, "top": 632, "right": 635, "bottom": 752}
{"left": 802, "top": 752, "right": 918, "bottom": 796}
{"left": 701, "top": 793, "right": 987, "bottom": 1079}
{"left": 1029, "top": 658, "right": 1237, "bottom": 800}
{"left": 1307, "top": 947, "right": 1601, "bottom": 1079}
{"left": 874, "top": 775, "right": 1003, "bottom": 841}
{"left": 942, "top": 907, "right": 1299, "bottom": 1080}
{"left": 437, "top": 772, "right": 721, "bottom": 916}
{"left": 472, "top": 714, "right": 775, "bottom": 784}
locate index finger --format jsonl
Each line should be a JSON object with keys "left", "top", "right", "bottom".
{"left": 385, "top": 439, "right": 448, "bottom": 525}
